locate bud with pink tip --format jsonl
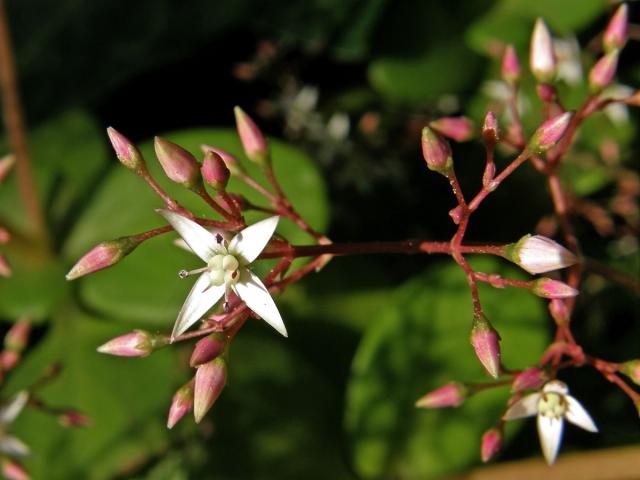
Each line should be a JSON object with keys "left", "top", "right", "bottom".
{"left": 470, "top": 314, "right": 501, "bottom": 378}
{"left": 504, "top": 234, "right": 577, "bottom": 274}
{"left": 482, "top": 111, "right": 500, "bottom": 147}
{"left": 201, "top": 151, "right": 230, "bottom": 191}
{"left": 415, "top": 381, "right": 468, "bottom": 408}
{"left": 0, "top": 254, "right": 11, "bottom": 278}
{"left": 0, "top": 154, "right": 15, "bottom": 183}
{"left": 531, "top": 278, "right": 578, "bottom": 299}
{"left": 167, "top": 379, "right": 194, "bottom": 429}
{"left": 58, "top": 410, "right": 92, "bottom": 428}
{"left": 589, "top": 50, "right": 619, "bottom": 93}
{"left": 603, "top": 4, "right": 628, "bottom": 53}
{"left": 527, "top": 111, "right": 573, "bottom": 154}
{"left": 421, "top": 127, "right": 452, "bottom": 174}
{"left": 234, "top": 106, "right": 270, "bottom": 166}
{"left": 201, "top": 145, "right": 245, "bottom": 176}
{"left": 190, "top": 332, "right": 227, "bottom": 367}
{"left": 501, "top": 44, "right": 521, "bottom": 86}
{"left": 97, "top": 330, "right": 167, "bottom": 357}
{"left": 194, "top": 357, "right": 227, "bottom": 423}
{"left": 66, "top": 236, "right": 142, "bottom": 280}
{"left": 530, "top": 18, "right": 556, "bottom": 83}
{"left": 4, "top": 318, "right": 31, "bottom": 352}
{"left": 107, "top": 127, "right": 146, "bottom": 174}
{"left": 481, "top": 427, "right": 502, "bottom": 462}
{"left": 429, "top": 117, "right": 475, "bottom": 142}
{"left": 154, "top": 137, "right": 203, "bottom": 190}
{"left": 511, "top": 367, "right": 546, "bottom": 392}
{"left": 621, "top": 360, "right": 640, "bottom": 386}
{"left": 1, "top": 459, "right": 29, "bottom": 480}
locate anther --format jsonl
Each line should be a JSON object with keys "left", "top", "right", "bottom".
{"left": 223, "top": 301, "right": 230, "bottom": 313}
{"left": 178, "top": 267, "right": 208, "bottom": 278}
{"left": 216, "top": 233, "right": 224, "bottom": 244}
{"left": 178, "top": 270, "right": 189, "bottom": 279}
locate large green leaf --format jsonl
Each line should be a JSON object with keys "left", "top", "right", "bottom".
{"left": 345, "top": 258, "right": 548, "bottom": 478}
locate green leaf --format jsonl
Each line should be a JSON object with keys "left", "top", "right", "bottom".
{"left": 345, "top": 257, "right": 548, "bottom": 478}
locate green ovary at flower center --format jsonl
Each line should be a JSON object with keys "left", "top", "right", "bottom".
{"left": 208, "top": 253, "right": 240, "bottom": 287}
{"left": 538, "top": 392, "right": 567, "bottom": 419}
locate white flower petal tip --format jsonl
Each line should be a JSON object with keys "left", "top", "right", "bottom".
{"left": 171, "top": 273, "right": 226, "bottom": 340}
{"left": 565, "top": 396, "right": 598, "bottom": 433}
{"left": 229, "top": 216, "right": 280, "bottom": 264}
{"left": 234, "top": 270, "right": 288, "bottom": 337}
{"left": 537, "top": 415, "right": 564, "bottom": 465}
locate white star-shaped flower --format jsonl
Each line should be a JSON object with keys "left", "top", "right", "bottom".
{"left": 503, "top": 380, "right": 597, "bottom": 465}
{"left": 158, "top": 210, "right": 287, "bottom": 339}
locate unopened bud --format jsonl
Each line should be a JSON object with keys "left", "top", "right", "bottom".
{"left": 97, "top": 330, "right": 167, "bottom": 357}
{"left": 201, "top": 151, "right": 230, "bottom": 191}
{"left": 107, "top": 127, "right": 146, "bottom": 174}
{"left": 449, "top": 205, "right": 464, "bottom": 225}
{"left": 0, "top": 154, "right": 15, "bottom": 183}
{"left": 603, "top": 4, "right": 628, "bottom": 53}
{"left": 527, "top": 111, "right": 573, "bottom": 153}
{"left": 504, "top": 234, "right": 577, "bottom": 274}
{"left": 421, "top": 127, "right": 452, "bottom": 174}
{"left": 1, "top": 459, "right": 29, "bottom": 480}
{"left": 66, "top": 236, "right": 142, "bottom": 280}
{"left": 512, "top": 367, "right": 546, "bottom": 392}
{"left": 154, "top": 137, "right": 203, "bottom": 190}
{"left": 194, "top": 357, "right": 227, "bottom": 423}
{"left": 470, "top": 314, "right": 501, "bottom": 378}
{"left": 0, "top": 254, "right": 11, "bottom": 277}
{"left": 0, "top": 351, "right": 20, "bottom": 370}
{"left": 482, "top": 111, "right": 500, "bottom": 147}
{"left": 167, "top": 380, "right": 194, "bottom": 429}
{"left": 190, "top": 333, "right": 226, "bottom": 367}
{"left": 234, "top": 106, "right": 270, "bottom": 165}
{"left": 589, "top": 50, "right": 619, "bottom": 93}
{"left": 530, "top": 18, "right": 557, "bottom": 83}
{"left": 200, "top": 145, "right": 245, "bottom": 176}
{"left": 481, "top": 427, "right": 502, "bottom": 462}
{"left": 415, "top": 381, "right": 468, "bottom": 408}
{"left": 501, "top": 44, "right": 521, "bottom": 86}
{"left": 621, "top": 360, "right": 640, "bottom": 386}
{"left": 535, "top": 83, "right": 557, "bottom": 103}
{"left": 429, "top": 117, "right": 475, "bottom": 142}
{"left": 549, "top": 299, "right": 570, "bottom": 326}
{"left": 58, "top": 410, "right": 92, "bottom": 428}
{"left": 531, "top": 278, "right": 579, "bottom": 298}
{"left": 4, "top": 318, "right": 31, "bottom": 352}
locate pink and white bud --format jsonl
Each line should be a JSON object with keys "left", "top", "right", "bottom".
{"left": 415, "top": 381, "right": 467, "bottom": 408}
{"left": 470, "top": 314, "right": 501, "bottom": 379}
{"left": 200, "top": 145, "right": 245, "bottom": 176}
{"left": 421, "top": 126, "right": 452, "bottom": 174}
{"left": 0, "top": 254, "right": 11, "bottom": 278}
{"left": 429, "top": 117, "right": 475, "bottom": 142}
{"left": 190, "top": 332, "right": 226, "bottom": 367}
{"left": 530, "top": 18, "right": 557, "bottom": 83}
{"left": 531, "top": 278, "right": 579, "bottom": 299}
{"left": 527, "top": 111, "right": 573, "bottom": 153}
{"left": 481, "top": 427, "right": 502, "bottom": 462}
{"left": 97, "top": 330, "right": 164, "bottom": 357}
{"left": 603, "top": 4, "right": 628, "bottom": 53}
{"left": 234, "top": 106, "right": 270, "bottom": 165}
{"left": 58, "top": 410, "right": 92, "bottom": 428}
{"left": 512, "top": 367, "right": 546, "bottom": 392}
{"left": 107, "top": 127, "right": 146, "bottom": 174}
{"left": 501, "top": 44, "right": 521, "bottom": 86}
{"left": 549, "top": 299, "right": 570, "bottom": 326}
{"left": 1, "top": 459, "right": 29, "bottom": 480}
{"left": 194, "top": 357, "right": 227, "bottom": 423}
{"left": 505, "top": 234, "right": 578, "bottom": 274}
{"left": 167, "top": 380, "right": 194, "bottom": 429}
{"left": 482, "top": 111, "right": 500, "bottom": 147}
{"left": 154, "top": 137, "right": 202, "bottom": 189}
{"left": 201, "top": 151, "right": 230, "bottom": 191}
{"left": 0, "top": 154, "right": 15, "bottom": 183}
{"left": 589, "top": 50, "right": 619, "bottom": 92}
{"left": 621, "top": 360, "right": 640, "bottom": 386}
{"left": 66, "top": 236, "right": 141, "bottom": 280}
{"left": 4, "top": 318, "right": 31, "bottom": 352}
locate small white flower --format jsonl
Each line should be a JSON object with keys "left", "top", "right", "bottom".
{"left": 0, "top": 391, "right": 30, "bottom": 457}
{"left": 503, "top": 380, "right": 597, "bottom": 465}
{"left": 158, "top": 210, "right": 287, "bottom": 339}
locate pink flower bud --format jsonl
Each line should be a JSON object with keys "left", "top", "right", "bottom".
{"left": 622, "top": 360, "right": 640, "bottom": 386}
{"left": 0, "top": 350, "right": 20, "bottom": 370}
{"left": 470, "top": 314, "right": 501, "bottom": 379}
{"left": 531, "top": 278, "right": 579, "bottom": 299}
{"left": 501, "top": 44, "right": 521, "bottom": 86}
{"left": 421, "top": 127, "right": 452, "bottom": 173}
{"left": 234, "top": 106, "right": 270, "bottom": 165}
{"left": 429, "top": 116, "right": 475, "bottom": 142}
{"left": 167, "top": 380, "right": 194, "bottom": 429}
{"left": 527, "top": 111, "right": 573, "bottom": 153}
{"left": 107, "top": 127, "right": 146, "bottom": 174}
{"left": 448, "top": 205, "right": 464, "bottom": 225}
{"left": 415, "top": 381, "right": 467, "bottom": 408}
{"left": 603, "top": 4, "right": 628, "bottom": 52}
{"left": 4, "top": 318, "right": 31, "bottom": 352}
{"left": 190, "top": 333, "right": 226, "bottom": 367}
{"left": 66, "top": 236, "right": 141, "bottom": 280}
{"left": 200, "top": 145, "right": 245, "bottom": 176}
{"left": 1, "top": 459, "right": 29, "bottom": 480}
{"left": 0, "top": 154, "right": 15, "bottom": 183}
{"left": 194, "top": 357, "right": 227, "bottom": 423}
{"left": 0, "top": 254, "right": 11, "bottom": 278}
{"left": 505, "top": 234, "right": 577, "bottom": 274}
{"left": 201, "top": 151, "right": 230, "bottom": 191}
{"left": 481, "top": 427, "right": 502, "bottom": 462}
{"left": 511, "top": 367, "right": 546, "bottom": 392}
{"left": 154, "top": 137, "right": 202, "bottom": 189}
{"left": 482, "top": 111, "right": 500, "bottom": 147}
{"left": 97, "top": 330, "right": 166, "bottom": 357}
{"left": 530, "top": 18, "right": 557, "bottom": 83}
{"left": 58, "top": 410, "right": 92, "bottom": 428}
{"left": 0, "top": 227, "right": 10, "bottom": 244}
{"left": 589, "top": 50, "right": 619, "bottom": 92}
{"left": 549, "top": 299, "right": 570, "bottom": 326}
{"left": 535, "top": 83, "right": 557, "bottom": 102}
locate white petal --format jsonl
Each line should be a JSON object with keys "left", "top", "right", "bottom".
{"left": 503, "top": 393, "right": 541, "bottom": 420}
{"left": 172, "top": 272, "right": 225, "bottom": 339}
{"left": 565, "top": 395, "right": 598, "bottom": 432}
{"left": 0, "top": 434, "right": 30, "bottom": 457}
{"left": 228, "top": 216, "right": 279, "bottom": 264}
{"left": 0, "top": 391, "right": 28, "bottom": 425}
{"left": 537, "top": 414, "right": 564, "bottom": 465}
{"left": 157, "top": 209, "right": 222, "bottom": 262}
{"left": 234, "top": 269, "right": 287, "bottom": 337}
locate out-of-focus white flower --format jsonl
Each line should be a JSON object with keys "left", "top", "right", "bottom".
{"left": 0, "top": 391, "right": 30, "bottom": 457}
